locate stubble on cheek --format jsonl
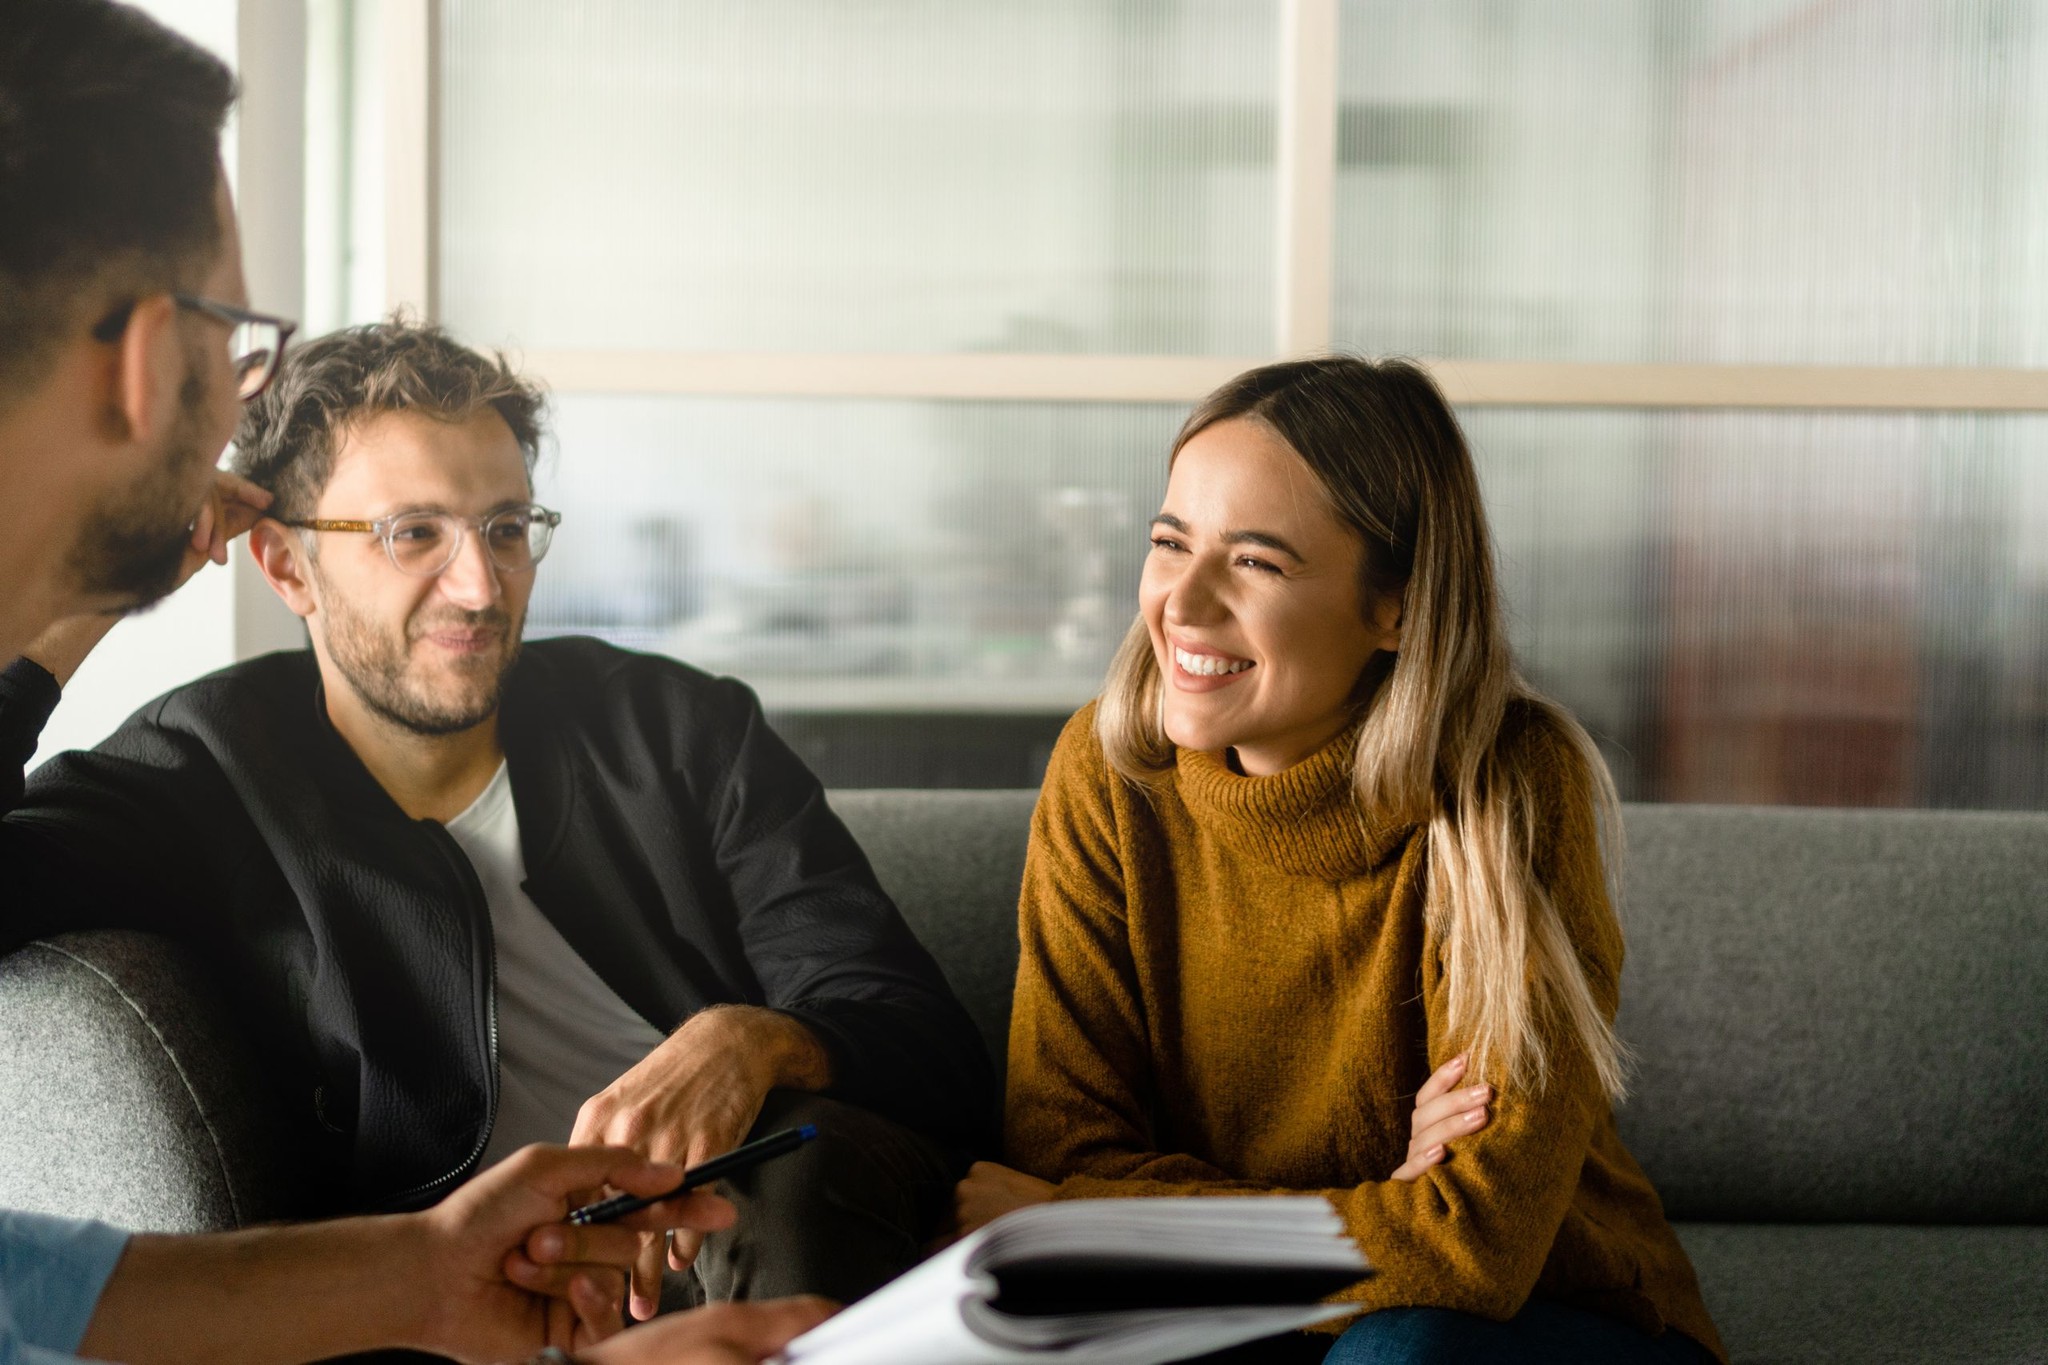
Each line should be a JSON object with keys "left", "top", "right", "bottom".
{"left": 320, "top": 586, "right": 519, "bottom": 736}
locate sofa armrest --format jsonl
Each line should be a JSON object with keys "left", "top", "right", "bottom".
{"left": 0, "top": 931, "right": 299, "bottom": 1233}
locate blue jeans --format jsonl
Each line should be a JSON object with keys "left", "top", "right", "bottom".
{"left": 1319, "top": 1299, "right": 1716, "bottom": 1365}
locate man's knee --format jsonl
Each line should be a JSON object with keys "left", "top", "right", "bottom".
{"left": 692, "top": 1090, "right": 961, "bottom": 1303}
{"left": 722, "top": 1092, "right": 956, "bottom": 1221}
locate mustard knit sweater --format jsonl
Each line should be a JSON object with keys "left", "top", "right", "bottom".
{"left": 1005, "top": 702, "right": 1725, "bottom": 1361}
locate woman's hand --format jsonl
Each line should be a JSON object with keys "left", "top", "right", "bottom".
{"left": 1388, "top": 1054, "right": 1493, "bottom": 1181}
{"left": 951, "top": 1161, "right": 1057, "bottom": 1238}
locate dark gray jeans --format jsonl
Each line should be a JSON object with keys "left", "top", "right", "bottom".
{"left": 659, "top": 1089, "right": 964, "bottom": 1311}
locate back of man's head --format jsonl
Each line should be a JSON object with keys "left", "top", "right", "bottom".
{"left": 233, "top": 317, "right": 547, "bottom": 519}
{"left": 0, "top": 0, "right": 238, "bottom": 407}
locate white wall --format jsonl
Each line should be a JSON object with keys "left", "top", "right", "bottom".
{"left": 31, "top": 0, "right": 307, "bottom": 767}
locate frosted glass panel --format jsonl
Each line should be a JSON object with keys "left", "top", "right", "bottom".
{"left": 1335, "top": 0, "right": 2048, "bottom": 366}
{"left": 1467, "top": 409, "right": 2048, "bottom": 809}
{"left": 438, "top": 1, "right": 1276, "bottom": 354}
{"left": 529, "top": 398, "right": 2048, "bottom": 806}
{"left": 527, "top": 396, "right": 1177, "bottom": 712}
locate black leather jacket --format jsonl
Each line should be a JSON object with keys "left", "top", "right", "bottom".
{"left": 0, "top": 637, "right": 995, "bottom": 1212}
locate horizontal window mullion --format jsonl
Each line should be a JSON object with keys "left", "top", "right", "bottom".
{"left": 520, "top": 351, "right": 2048, "bottom": 412}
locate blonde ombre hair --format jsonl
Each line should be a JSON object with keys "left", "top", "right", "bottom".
{"left": 1098, "top": 356, "right": 1630, "bottom": 1100}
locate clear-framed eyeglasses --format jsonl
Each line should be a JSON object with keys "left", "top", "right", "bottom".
{"left": 284, "top": 504, "right": 562, "bottom": 578}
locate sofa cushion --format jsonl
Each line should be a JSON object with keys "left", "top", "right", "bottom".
{"left": 1676, "top": 1222, "right": 2048, "bottom": 1364}
{"left": 0, "top": 932, "right": 297, "bottom": 1233}
{"left": 1618, "top": 806, "right": 2048, "bottom": 1223}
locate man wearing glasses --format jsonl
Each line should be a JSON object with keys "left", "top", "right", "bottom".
{"left": 1, "top": 2, "right": 839, "bottom": 1363}
{"left": 5, "top": 317, "right": 993, "bottom": 1324}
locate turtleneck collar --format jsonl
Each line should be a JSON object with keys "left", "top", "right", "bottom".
{"left": 1172, "top": 723, "right": 1413, "bottom": 879}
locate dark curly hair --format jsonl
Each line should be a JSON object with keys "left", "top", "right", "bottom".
{"left": 232, "top": 316, "right": 548, "bottom": 519}
{"left": 0, "top": 0, "right": 238, "bottom": 403}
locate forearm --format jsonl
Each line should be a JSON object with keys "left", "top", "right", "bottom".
{"left": 78, "top": 1214, "right": 435, "bottom": 1365}
{"left": 21, "top": 613, "right": 118, "bottom": 689}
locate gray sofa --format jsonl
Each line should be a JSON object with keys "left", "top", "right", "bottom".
{"left": 3, "top": 794, "right": 2045, "bottom": 1363}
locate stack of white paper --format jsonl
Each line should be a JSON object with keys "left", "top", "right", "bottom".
{"left": 779, "top": 1197, "right": 1368, "bottom": 1365}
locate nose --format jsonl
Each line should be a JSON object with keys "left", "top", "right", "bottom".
{"left": 435, "top": 523, "right": 504, "bottom": 610}
{"left": 1163, "top": 553, "right": 1228, "bottom": 628}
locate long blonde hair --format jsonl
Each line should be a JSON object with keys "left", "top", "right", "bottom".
{"left": 1097, "top": 356, "right": 1629, "bottom": 1100}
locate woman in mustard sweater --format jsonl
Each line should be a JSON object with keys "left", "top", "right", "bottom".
{"left": 953, "top": 358, "right": 1724, "bottom": 1364}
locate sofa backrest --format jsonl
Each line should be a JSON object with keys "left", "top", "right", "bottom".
{"left": 830, "top": 792, "right": 2048, "bottom": 1225}
{"left": 833, "top": 789, "right": 1036, "bottom": 1072}
{"left": 1613, "top": 804, "right": 2048, "bottom": 1223}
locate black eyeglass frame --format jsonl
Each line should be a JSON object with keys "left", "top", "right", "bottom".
{"left": 92, "top": 293, "right": 300, "bottom": 402}
{"left": 282, "top": 504, "right": 564, "bottom": 578}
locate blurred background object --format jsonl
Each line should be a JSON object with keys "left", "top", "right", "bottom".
{"left": 47, "top": 0, "right": 2048, "bottom": 804}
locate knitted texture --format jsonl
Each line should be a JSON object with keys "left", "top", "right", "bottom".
{"left": 1005, "top": 702, "right": 1725, "bottom": 1362}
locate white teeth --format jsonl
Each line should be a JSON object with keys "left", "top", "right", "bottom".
{"left": 1174, "top": 646, "right": 1253, "bottom": 677}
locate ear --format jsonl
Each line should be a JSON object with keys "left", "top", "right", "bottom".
{"left": 1370, "top": 588, "right": 1405, "bottom": 653}
{"left": 250, "top": 519, "right": 319, "bottom": 620}
{"left": 107, "top": 294, "right": 187, "bottom": 446}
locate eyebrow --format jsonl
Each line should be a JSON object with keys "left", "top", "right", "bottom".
{"left": 1150, "top": 514, "right": 1306, "bottom": 563}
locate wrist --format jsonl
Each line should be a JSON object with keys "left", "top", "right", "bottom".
{"left": 374, "top": 1212, "right": 450, "bottom": 1354}
{"left": 23, "top": 612, "right": 118, "bottom": 687}
{"left": 682, "top": 1005, "right": 831, "bottom": 1092}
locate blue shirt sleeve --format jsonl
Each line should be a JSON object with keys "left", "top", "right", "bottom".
{"left": 0, "top": 1210, "right": 130, "bottom": 1365}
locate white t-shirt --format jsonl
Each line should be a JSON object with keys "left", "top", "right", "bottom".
{"left": 445, "top": 762, "right": 668, "bottom": 1170}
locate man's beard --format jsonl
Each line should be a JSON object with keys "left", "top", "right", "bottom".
{"left": 321, "top": 587, "right": 522, "bottom": 737}
{"left": 67, "top": 375, "right": 215, "bottom": 610}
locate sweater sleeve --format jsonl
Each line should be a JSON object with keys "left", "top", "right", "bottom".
{"left": 1011, "top": 709, "right": 1622, "bottom": 1321}
{"left": 1004, "top": 707, "right": 1239, "bottom": 1186}
{"left": 696, "top": 676, "right": 999, "bottom": 1153}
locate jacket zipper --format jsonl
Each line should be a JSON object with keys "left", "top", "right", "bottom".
{"left": 381, "top": 821, "right": 501, "bottom": 1209}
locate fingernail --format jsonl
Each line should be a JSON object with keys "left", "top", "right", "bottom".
{"left": 530, "top": 1227, "right": 563, "bottom": 1259}
{"left": 1470, "top": 1085, "right": 1491, "bottom": 1099}
{"left": 1467, "top": 1111, "right": 1484, "bottom": 1126}
{"left": 1448, "top": 1056, "right": 1466, "bottom": 1070}
{"left": 1429, "top": 1145, "right": 1445, "bottom": 1160}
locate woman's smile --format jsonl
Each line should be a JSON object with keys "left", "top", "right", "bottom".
{"left": 1170, "top": 637, "right": 1256, "bottom": 689}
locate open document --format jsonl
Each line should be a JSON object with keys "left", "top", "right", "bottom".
{"left": 779, "top": 1197, "right": 1370, "bottom": 1365}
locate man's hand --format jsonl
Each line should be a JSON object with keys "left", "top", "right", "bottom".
{"left": 77, "top": 1144, "right": 739, "bottom": 1365}
{"left": 184, "top": 468, "right": 272, "bottom": 578}
{"left": 410, "top": 1143, "right": 739, "bottom": 1363}
{"left": 570, "top": 1005, "right": 831, "bottom": 1319}
{"left": 580, "top": 1298, "right": 837, "bottom": 1365}
{"left": 23, "top": 471, "right": 272, "bottom": 685}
